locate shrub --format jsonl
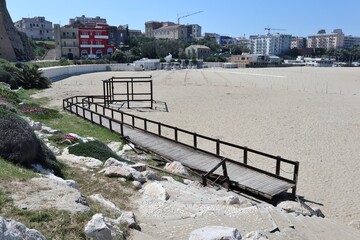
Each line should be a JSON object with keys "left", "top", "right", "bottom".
{"left": 16, "top": 65, "right": 51, "bottom": 89}
{"left": 0, "top": 106, "right": 64, "bottom": 177}
{"left": 68, "top": 140, "right": 130, "bottom": 163}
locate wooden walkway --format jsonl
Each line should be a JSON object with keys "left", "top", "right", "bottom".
{"left": 63, "top": 96, "right": 299, "bottom": 199}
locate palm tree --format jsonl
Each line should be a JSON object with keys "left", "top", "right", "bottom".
{"left": 16, "top": 65, "right": 51, "bottom": 89}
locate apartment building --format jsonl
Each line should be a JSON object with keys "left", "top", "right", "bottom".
{"left": 54, "top": 24, "right": 79, "bottom": 59}
{"left": 291, "top": 37, "right": 306, "bottom": 49}
{"left": 343, "top": 35, "right": 360, "bottom": 48}
{"left": 78, "top": 24, "right": 115, "bottom": 58}
{"left": 307, "top": 29, "right": 344, "bottom": 49}
{"left": 250, "top": 34, "right": 292, "bottom": 55}
{"left": 69, "top": 15, "right": 107, "bottom": 26}
{"left": 14, "top": 16, "right": 53, "bottom": 40}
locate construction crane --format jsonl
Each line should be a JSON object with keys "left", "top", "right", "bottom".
{"left": 265, "top": 27, "right": 287, "bottom": 34}
{"left": 177, "top": 11, "right": 203, "bottom": 24}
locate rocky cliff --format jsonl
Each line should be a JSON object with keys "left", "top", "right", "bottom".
{"left": 0, "top": 0, "right": 34, "bottom": 61}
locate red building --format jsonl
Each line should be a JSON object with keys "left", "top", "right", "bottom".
{"left": 78, "top": 24, "right": 115, "bottom": 58}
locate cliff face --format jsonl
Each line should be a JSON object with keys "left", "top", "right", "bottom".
{"left": 0, "top": 0, "right": 34, "bottom": 61}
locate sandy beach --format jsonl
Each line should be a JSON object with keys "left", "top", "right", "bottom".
{"left": 34, "top": 67, "right": 360, "bottom": 225}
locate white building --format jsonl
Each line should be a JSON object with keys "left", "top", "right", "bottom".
{"left": 344, "top": 35, "right": 360, "bottom": 49}
{"left": 250, "top": 34, "right": 292, "bottom": 55}
{"left": 291, "top": 37, "right": 306, "bottom": 49}
{"left": 69, "top": 15, "right": 107, "bottom": 26}
{"left": 307, "top": 29, "right": 344, "bottom": 49}
{"left": 14, "top": 17, "right": 53, "bottom": 40}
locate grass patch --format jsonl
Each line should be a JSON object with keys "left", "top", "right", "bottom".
{"left": 0, "top": 157, "right": 37, "bottom": 182}
{"left": 40, "top": 110, "right": 123, "bottom": 144}
{"left": 68, "top": 140, "right": 130, "bottom": 163}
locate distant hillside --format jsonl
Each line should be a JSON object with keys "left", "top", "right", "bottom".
{"left": 0, "top": 0, "right": 34, "bottom": 61}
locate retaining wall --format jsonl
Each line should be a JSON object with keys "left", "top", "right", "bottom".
{"left": 39, "top": 64, "right": 136, "bottom": 81}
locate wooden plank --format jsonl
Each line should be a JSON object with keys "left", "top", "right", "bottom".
{"left": 66, "top": 102, "right": 297, "bottom": 199}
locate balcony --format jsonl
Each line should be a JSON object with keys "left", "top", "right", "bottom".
{"left": 80, "top": 44, "right": 105, "bottom": 48}
{"left": 94, "top": 35, "right": 109, "bottom": 39}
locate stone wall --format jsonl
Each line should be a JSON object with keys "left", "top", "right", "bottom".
{"left": 0, "top": 0, "right": 34, "bottom": 61}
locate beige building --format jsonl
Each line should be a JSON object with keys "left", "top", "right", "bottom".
{"left": 291, "top": 37, "right": 306, "bottom": 49}
{"left": 307, "top": 29, "right": 344, "bottom": 49}
{"left": 54, "top": 24, "right": 79, "bottom": 59}
{"left": 14, "top": 16, "right": 53, "bottom": 40}
{"left": 185, "top": 45, "right": 211, "bottom": 60}
{"left": 153, "top": 25, "right": 188, "bottom": 40}
{"left": 227, "top": 54, "right": 253, "bottom": 67}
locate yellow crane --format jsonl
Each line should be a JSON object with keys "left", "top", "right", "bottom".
{"left": 177, "top": 11, "right": 203, "bottom": 24}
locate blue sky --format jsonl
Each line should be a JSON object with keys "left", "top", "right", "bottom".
{"left": 7, "top": 0, "right": 360, "bottom": 37}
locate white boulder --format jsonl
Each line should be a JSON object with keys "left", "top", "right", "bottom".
{"left": 0, "top": 217, "right": 46, "bottom": 240}
{"left": 189, "top": 226, "right": 242, "bottom": 240}
{"left": 89, "top": 194, "right": 121, "bottom": 215}
{"left": 84, "top": 214, "right": 124, "bottom": 240}
{"left": 164, "top": 161, "right": 189, "bottom": 176}
{"left": 243, "top": 231, "right": 268, "bottom": 240}
{"left": 118, "top": 211, "right": 140, "bottom": 230}
{"left": 142, "top": 182, "right": 169, "bottom": 201}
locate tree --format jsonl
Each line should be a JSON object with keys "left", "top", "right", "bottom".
{"left": 16, "top": 65, "right": 50, "bottom": 89}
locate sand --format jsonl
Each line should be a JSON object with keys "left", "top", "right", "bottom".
{"left": 33, "top": 67, "right": 360, "bottom": 225}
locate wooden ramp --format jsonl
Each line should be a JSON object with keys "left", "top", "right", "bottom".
{"left": 63, "top": 96, "right": 299, "bottom": 199}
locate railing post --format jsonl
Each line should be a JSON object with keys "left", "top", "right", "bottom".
{"left": 95, "top": 104, "right": 98, "bottom": 113}
{"left": 82, "top": 107, "right": 86, "bottom": 118}
{"left": 158, "top": 123, "right": 161, "bottom": 136}
{"left": 90, "top": 111, "right": 94, "bottom": 123}
{"left": 193, "top": 133, "right": 197, "bottom": 148}
{"left": 109, "top": 119, "right": 113, "bottom": 131}
{"left": 144, "top": 119, "right": 147, "bottom": 131}
{"left": 75, "top": 105, "right": 78, "bottom": 116}
{"left": 276, "top": 156, "right": 281, "bottom": 176}
{"left": 102, "top": 105, "right": 105, "bottom": 116}
{"left": 216, "top": 139, "right": 220, "bottom": 155}
{"left": 120, "top": 123, "right": 124, "bottom": 136}
{"left": 111, "top": 109, "right": 114, "bottom": 119}
{"left": 174, "top": 128, "right": 178, "bottom": 142}
{"left": 292, "top": 162, "right": 300, "bottom": 196}
{"left": 132, "top": 115, "right": 135, "bottom": 127}
{"left": 99, "top": 115, "right": 102, "bottom": 126}
{"left": 244, "top": 147, "right": 248, "bottom": 165}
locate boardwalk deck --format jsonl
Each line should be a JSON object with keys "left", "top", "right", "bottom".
{"left": 63, "top": 97, "right": 298, "bottom": 199}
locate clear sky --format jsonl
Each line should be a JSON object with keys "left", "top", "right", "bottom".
{"left": 6, "top": 0, "right": 360, "bottom": 37}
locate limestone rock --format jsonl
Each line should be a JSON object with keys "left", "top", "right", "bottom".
{"left": 143, "top": 170, "right": 165, "bottom": 181}
{"left": 46, "top": 143, "right": 61, "bottom": 155}
{"left": 8, "top": 177, "right": 90, "bottom": 213}
{"left": 118, "top": 211, "right": 140, "bottom": 230}
{"left": 89, "top": 194, "right": 121, "bottom": 215}
{"left": 40, "top": 126, "right": 62, "bottom": 135}
{"left": 189, "top": 226, "right": 241, "bottom": 240}
{"left": 243, "top": 231, "right": 268, "bottom": 240}
{"left": 84, "top": 214, "right": 125, "bottom": 240}
{"left": 0, "top": 217, "right": 46, "bottom": 240}
{"left": 277, "top": 201, "right": 308, "bottom": 216}
{"left": 58, "top": 150, "right": 103, "bottom": 169}
{"left": 224, "top": 196, "right": 241, "bottom": 205}
{"left": 103, "top": 157, "right": 126, "bottom": 168}
{"left": 102, "top": 165, "right": 145, "bottom": 183}
{"left": 107, "top": 142, "right": 123, "bottom": 152}
{"left": 142, "top": 182, "right": 169, "bottom": 201}
{"left": 132, "top": 181, "right": 142, "bottom": 189}
{"left": 164, "top": 161, "right": 189, "bottom": 176}
{"left": 64, "top": 179, "right": 79, "bottom": 189}
{"left": 131, "top": 163, "right": 147, "bottom": 172}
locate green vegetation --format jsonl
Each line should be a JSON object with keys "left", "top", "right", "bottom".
{"left": 68, "top": 140, "right": 129, "bottom": 163}
{"left": 0, "top": 157, "right": 37, "bottom": 182}
{"left": 0, "top": 60, "right": 51, "bottom": 90}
